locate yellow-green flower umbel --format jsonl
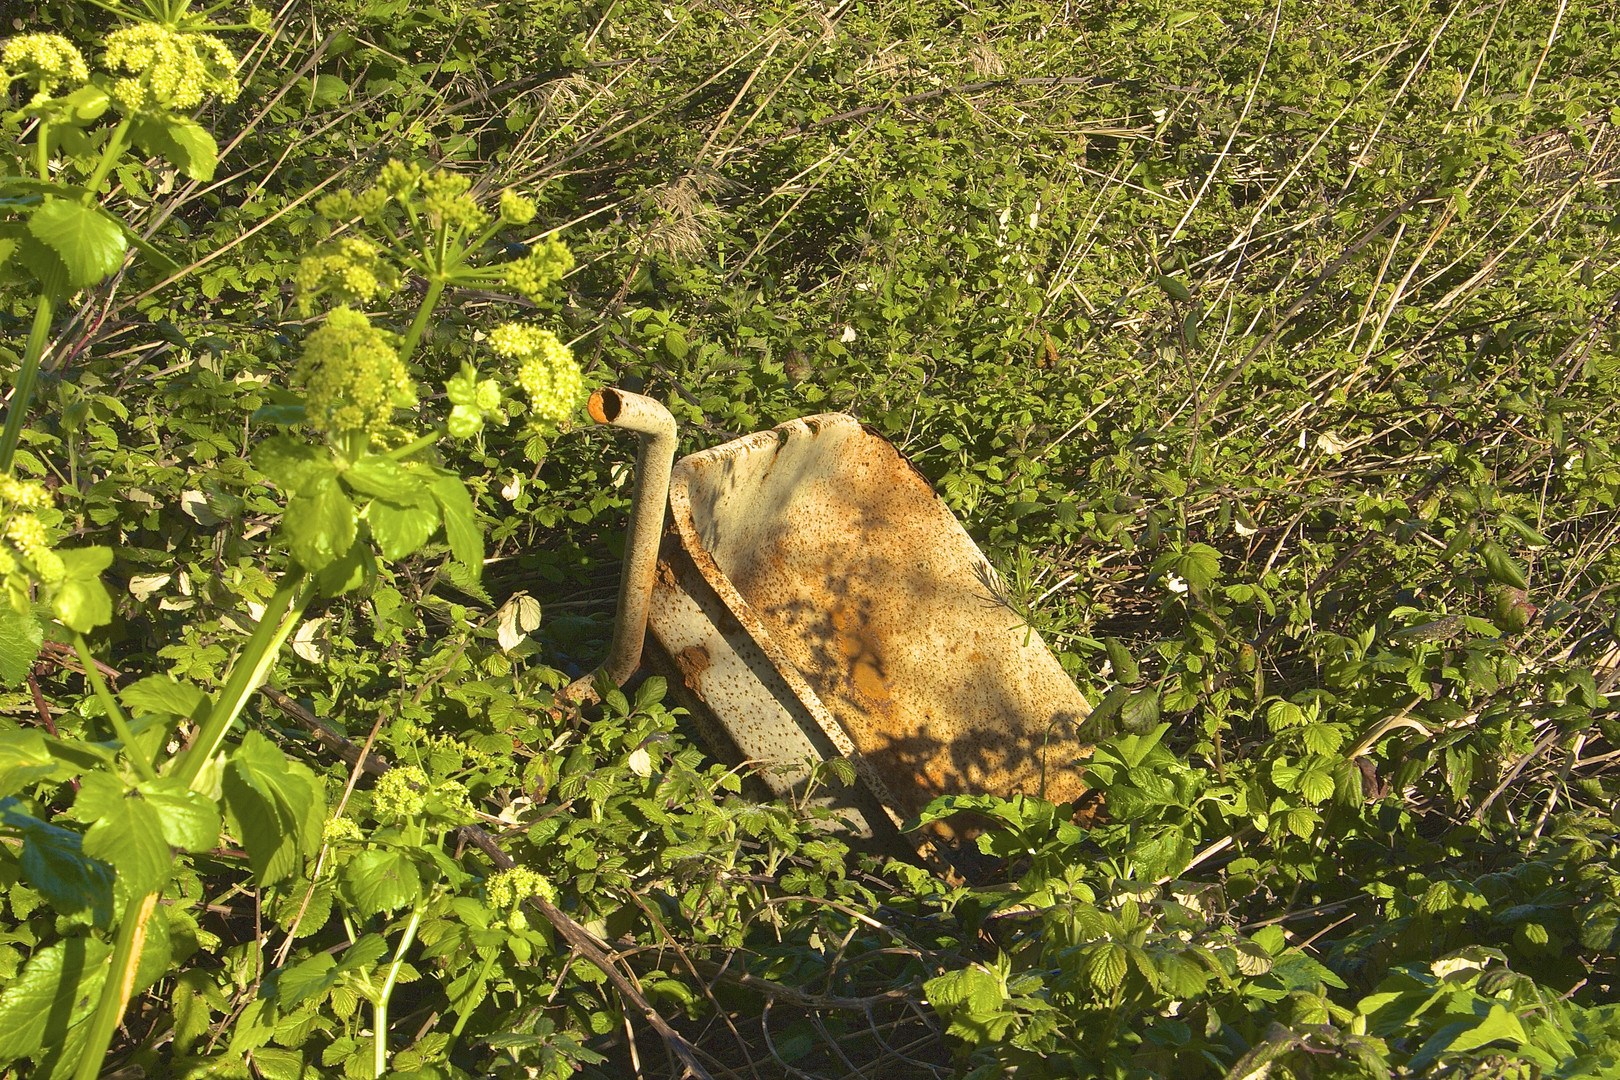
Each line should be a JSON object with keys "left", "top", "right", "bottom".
{"left": 1, "top": 34, "right": 89, "bottom": 103}
{"left": 293, "top": 306, "right": 416, "bottom": 438}
{"left": 488, "top": 323, "right": 582, "bottom": 424}
{"left": 102, "top": 23, "right": 240, "bottom": 113}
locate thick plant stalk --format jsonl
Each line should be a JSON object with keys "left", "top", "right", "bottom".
{"left": 374, "top": 904, "right": 425, "bottom": 1076}
{"left": 177, "top": 571, "right": 311, "bottom": 787}
{"left": 0, "top": 294, "right": 56, "bottom": 475}
{"left": 72, "top": 892, "right": 159, "bottom": 1080}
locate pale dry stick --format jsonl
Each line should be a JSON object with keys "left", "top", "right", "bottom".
{"left": 1529, "top": 731, "right": 1585, "bottom": 842}
{"left": 1345, "top": 220, "right": 1407, "bottom": 356}
{"left": 696, "top": 36, "right": 785, "bottom": 164}
{"left": 1443, "top": 0, "right": 1508, "bottom": 137}
{"left": 1355, "top": 164, "right": 1491, "bottom": 364}
{"left": 1435, "top": 181, "right": 1583, "bottom": 309}
{"left": 1472, "top": 723, "right": 1566, "bottom": 823}
{"left": 1213, "top": 45, "right": 1405, "bottom": 259}
{"left": 1044, "top": 157, "right": 1130, "bottom": 307}
{"left": 1523, "top": 0, "right": 1572, "bottom": 102}
{"left": 718, "top": 13, "right": 839, "bottom": 156}
{"left": 1164, "top": 0, "right": 1283, "bottom": 246}
{"left": 722, "top": 111, "right": 886, "bottom": 284}
{"left": 1340, "top": 0, "right": 1465, "bottom": 196}
{"left": 1344, "top": 697, "right": 1427, "bottom": 762}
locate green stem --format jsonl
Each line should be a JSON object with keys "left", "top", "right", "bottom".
{"left": 383, "top": 426, "right": 445, "bottom": 461}
{"left": 176, "top": 571, "right": 310, "bottom": 787}
{"left": 73, "top": 634, "right": 156, "bottom": 783}
{"left": 374, "top": 903, "right": 425, "bottom": 1076}
{"left": 397, "top": 275, "right": 447, "bottom": 367}
{"left": 0, "top": 292, "right": 56, "bottom": 475}
{"left": 36, "top": 121, "right": 50, "bottom": 182}
{"left": 73, "top": 891, "right": 159, "bottom": 1080}
{"left": 80, "top": 118, "right": 132, "bottom": 206}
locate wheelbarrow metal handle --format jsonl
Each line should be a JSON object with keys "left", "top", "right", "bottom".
{"left": 560, "top": 388, "right": 677, "bottom": 706}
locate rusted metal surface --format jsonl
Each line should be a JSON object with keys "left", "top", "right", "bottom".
{"left": 650, "top": 412, "right": 1091, "bottom": 826}
{"left": 561, "top": 388, "right": 676, "bottom": 706}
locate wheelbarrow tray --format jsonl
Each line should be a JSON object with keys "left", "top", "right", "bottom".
{"left": 646, "top": 413, "right": 1090, "bottom": 845}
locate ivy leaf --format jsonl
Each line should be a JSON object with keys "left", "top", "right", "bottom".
{"left": 25, "top": 197, "right": 127, "bottom": 286}
{"left": 0, "top": 936, "right": 112, "bottom": 1060}
{"left": 0, "top": 605, "right": 43, "bottom": 687}
{"left": 283, "top": 474, "right": 357, "bottom": 572}
{"left": 51, "top": 546, "right": 114, "bottom": 633}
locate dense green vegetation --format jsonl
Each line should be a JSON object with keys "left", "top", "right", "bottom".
{"left": 1, "top": 0, "right": 1618, "bottom": 1076}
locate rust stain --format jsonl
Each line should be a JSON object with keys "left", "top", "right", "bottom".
{"left": 674, "top": 643, "right": 711, "bottom": 682}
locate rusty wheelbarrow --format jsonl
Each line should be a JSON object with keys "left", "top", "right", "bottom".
{"left": 563, "top": 388, "right": 1091, "bottom": 857}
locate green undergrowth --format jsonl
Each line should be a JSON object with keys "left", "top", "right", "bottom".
{"left": 1, "top": 0, "right": 1618, "bottom": 1077}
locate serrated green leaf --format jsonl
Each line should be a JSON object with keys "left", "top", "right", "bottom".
{"left": 344, "top": 455, "right": 427, "bottom": 502}
{"left": 367, "top": 495, "right": 439, "bottom": 561}
{"left": 26, "top": 197, "right": 127, "bottom": 286}
{"left": 1155, "top": 274, "right": 1192, "bottom": 302}
{"left": 253, "top": 435, "right": 333, "bottom": 493}
{"left": 51, "top": 546, "right": 114, "bottom": 633}
{"left": 0, "top": 935, "right": 112, "bottom": 1059}
{"left": 428, "top": 471, "right": 481, "bottom": 578}
{"left": 120, "top": 674, "right": 208, "bottom": 720}
{"left": 222, "top": 732, "right": 325, "bottom": 883}
{"left": 76, "top": 780, "right": 172, "bottom": 895}
{"left": 1477, "top": 540, "right": 1528, "bottom": 590}
{"left": 284, "top": 474, "right": 357, "bottom": 572}
{"left": 0, "top": 797, "right": 114, "bottom": 923}
{"left": 340, "top": 847, "right": 422, "bottom": 917}
{"left": 0, "top": 606, "right": 43, "bottom": 687}
{"left": 1086, "top": 943, "right": 1128, "bottom": 992}
{"left": 138, "top": 777, "right": 222, "bottom": 852}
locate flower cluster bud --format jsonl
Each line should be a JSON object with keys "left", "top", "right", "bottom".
{"left": 0, "top": 478, "right": 63, "bottom": 595}
{"left": 294, "top": 237, "right": 398, "bottom": 315}
{"left": 371, "top": 765, "right": 429, "bottom": 822}
{"left": 293, "top": 306, "right": 416, "bottom": 437}
{"left": 485, "top": 865, "right": 558, "bottom": 930}
{"left": 498, "top": 190, "right": 537, "bottom": 226}
{"left": 445, "top": 363, "right": 506, "bottom": 439}
{"left": 420, "top": 170, "right": 489, "bottom": 233}
{"left": 1, "top": 33, "right": 89, "bottom": 103}
{"left": 323, "top": 816, "right": 363, "bottom": 843}
{"left": 103, "top": 24, "right": 240, "bottom": 113}
{"left": 502, "top": 237, "right": 574, "bottom": 301}
{"left": 488, "top": 324, "right": 582, "bottom": 424}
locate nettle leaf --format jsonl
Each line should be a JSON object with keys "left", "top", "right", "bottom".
{"left": 340, "top": 847, "right": 422, "bottom": 917}
{"left": 25, "top": 197, "right": 128, "bottom": 287}
{"left": 0, "top": 605, "right": 43, "bottom": 687}
{"left": 0, "top": 935, "right": 112, "bottom": 1060}
{"left": 138, "top": 777, "right": 222, "bottom": 852}
{"left": 51, "top": 546, "right": 114, "bottom": 633}
{"left": 284, "top": 474, "right": 358, "bottom": 572}
{"left": 0, "top": 797, "right": 114, "bottom": 924}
